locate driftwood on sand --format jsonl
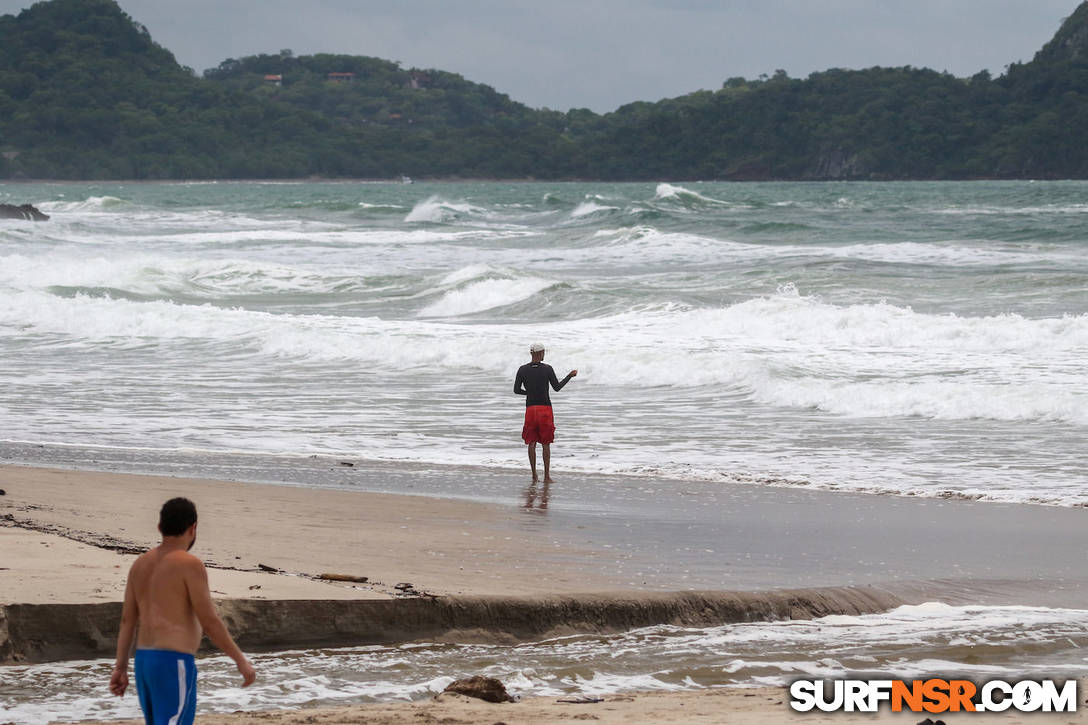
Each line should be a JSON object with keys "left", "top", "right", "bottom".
{"left": 318, "top": 573, "right": 369, "bottom": 583}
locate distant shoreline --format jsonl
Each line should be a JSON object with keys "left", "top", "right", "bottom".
{"left": 5, "top": 1, "right": 1088, "bottom": 183}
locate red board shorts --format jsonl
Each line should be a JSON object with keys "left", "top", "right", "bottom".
{"left": 522, "top": 405, "right": 555, "bottom": 445}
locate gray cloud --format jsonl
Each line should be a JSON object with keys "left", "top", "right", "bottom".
{"left": 0, "top": 0, "right": 1077, "bottom": 111}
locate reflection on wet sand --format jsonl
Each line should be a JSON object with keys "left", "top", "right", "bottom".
{"left": 524, "top": 481, "right": 550, "bottom": 513}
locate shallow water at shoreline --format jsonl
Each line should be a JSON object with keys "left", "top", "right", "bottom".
{"left": 5, "top": 603, "right": 1087, "bottom": 723}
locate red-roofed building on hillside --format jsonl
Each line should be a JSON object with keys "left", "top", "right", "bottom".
{"left": 264, "top": 74, "right": 282, "bottom": 86}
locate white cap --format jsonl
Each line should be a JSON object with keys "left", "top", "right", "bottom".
{"left": 529, "top": 342, "right": 545, "bottom": 353}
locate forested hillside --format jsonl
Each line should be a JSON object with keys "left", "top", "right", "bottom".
{"left": 1, "top": 0, "right": 1086, "bottom": 180}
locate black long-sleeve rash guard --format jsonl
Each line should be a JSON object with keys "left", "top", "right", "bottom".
{"left": 514, "top": 362, "right": 573, "bottom": 407}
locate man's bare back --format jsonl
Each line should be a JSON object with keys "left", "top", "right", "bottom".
{"left": 111, "top": 497, "right": 254, "bottom": 723}
{"left": 128, "top": 547, "right": 209, "bottom": 654}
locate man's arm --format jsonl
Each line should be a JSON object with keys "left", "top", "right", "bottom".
{"left": 514, "top": 367, "right": 527, "bottom": 396}
{"left": 185, "top": 558, "right": 257, "bottom": 686}
{"left": 551, "top": 368, "right": 577, "bottom": 392}
{"left": 109, "top": 568, "right": 139, "bottom": 696}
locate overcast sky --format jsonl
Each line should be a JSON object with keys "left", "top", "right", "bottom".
{"left": 0, "top": 0, "right": 1078, "bottom": 111}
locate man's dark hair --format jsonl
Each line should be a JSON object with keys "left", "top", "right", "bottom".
{"left": 159, "top": 497, "right": 197, "bottom": 536}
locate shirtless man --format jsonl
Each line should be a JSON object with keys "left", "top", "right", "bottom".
{"left": 110, "top": 497, "right": 255, "bottom": 724}
{"left": 514, "top": 342, "right": 577, "bottom": 483}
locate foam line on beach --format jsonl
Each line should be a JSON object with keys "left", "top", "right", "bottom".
{"left": 0, "top": 586, "right": 902, "bottom": 665}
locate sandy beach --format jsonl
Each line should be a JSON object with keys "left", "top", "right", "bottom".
{"left": 0, "top": 463, "right": 617, "bottom": 605}
{"left": 4, "top": 458, "right": 1086, "bottom": 608}
{"left": 2, "top": 461, "right": 1087, "bottom": 724}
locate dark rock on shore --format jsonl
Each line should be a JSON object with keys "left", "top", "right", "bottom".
{"left": 0, "top": 204, "right": 49, "bottom": 221}
{"left": 443, "top": 675, "right": 515, "bottom": 703}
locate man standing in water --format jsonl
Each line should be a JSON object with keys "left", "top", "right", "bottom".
{"left": 110, "top": 497, "right": 255, "bottom": 724}
{"left": 514, "top": 342, "right": 577, "bottom": 482}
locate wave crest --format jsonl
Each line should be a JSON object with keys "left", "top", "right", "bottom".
{"left": 38, "top": 196, "right": 129, "bottom": 213}
{"left": 419, "top": 266, "right": 555, "bottom": 317}
{"left": 405, "top": 196, "right": 486, "bottom": 223}
{"left": 653, "top": 183, "right": 729, "bottom": 208}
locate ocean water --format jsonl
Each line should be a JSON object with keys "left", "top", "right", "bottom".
{"left": 5, "top": 603, "right": 1088, "bottom": 722}
{"left": 0, "top": 180, "right": 1085, "bottom": 505}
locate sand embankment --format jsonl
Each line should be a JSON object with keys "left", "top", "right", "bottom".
{"left": 1, "top": 584, "right": 901, "bottom": 663}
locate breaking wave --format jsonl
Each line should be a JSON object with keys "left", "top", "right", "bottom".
{"left": 3, "top": 279, "right": 1084, "bottom": 426}
{"left": 418, "top": 267, "right": 556, "bottom": 317}
{"left": 404, "top": 196, "right": 488, "bottom": 223}
{"left": 653, "top": 183, "right": 731, "bottom": 208}
{"left": 37, "top": 196, "right": 129, "bottom": 213}
{"left": 570, "top": 197, "right": 621, "bottom": 219}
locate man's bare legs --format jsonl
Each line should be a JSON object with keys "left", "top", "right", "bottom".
{"left": 527, "top": 442, "right": 554, "bottom": 483}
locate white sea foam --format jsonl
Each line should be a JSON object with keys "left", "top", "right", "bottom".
{"left": 825, "top": 240, "right": 1083, "bottom": 267}
{"left": 934, "top": 203, "right": 1088, "bottom": 215}
{"left": 6, "top": 603, "right": 1087, "bottom": 722}
{"left": 0, "top": 289, "right": 523, "bottom": 372}
{"left": 756, "top": 376, "right": 1088, "bottom": 423}
{"left": 113, "top": 227, "right": 527, "bottom": 248}
{"left": 357, "top": 201, "right": 405, "bottom": 210}
{"left": 3, "top": 285, "right": 1085, "bottom": 428}
{"left": 0, "top": 252, "right": 369, "bottom": 297}
{"left": 684, "top": 286, "right": 1088, "bottom": 353}
{"left": 584, "top": 227, "right": 1084, "bottom": 268}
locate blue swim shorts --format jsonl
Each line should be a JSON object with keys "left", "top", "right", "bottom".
{"left": 134, "top": 648, "right": 197, "bottom": 725}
